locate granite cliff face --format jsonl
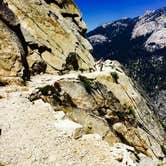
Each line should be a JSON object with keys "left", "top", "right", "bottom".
{"left": 0, "top": 0, "right": 94, "bottom": 84}
{"left": 132, "top": 9, "right": 166, "bottom": 51}
{"left": 87, "top": 7, "right": 166, "bottom": 128}
{"left": 0, "top": 1, "right": 166, "bottom": 165}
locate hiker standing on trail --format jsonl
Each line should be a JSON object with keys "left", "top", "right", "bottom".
{"left": 94, "top": 57, "right": 104, "bottom": 71}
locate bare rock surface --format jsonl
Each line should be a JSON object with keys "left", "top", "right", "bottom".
{"left": 0, "top": 82, "right": 121, "bottom": 166}
{"left": 0, "top": 0, "right": 94, "bottom": 84}
{"left": 0, "top": 61, "right": 165, "bottom": 165}
{"left": 0, "top": 19, "right": 25, "bottom": 83}
{"left": 6, "top": 0, "right": 94, "bottom": 71}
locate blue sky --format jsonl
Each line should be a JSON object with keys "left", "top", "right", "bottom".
{"left": 74, "top": 0, "right": 166, "bottom": 31}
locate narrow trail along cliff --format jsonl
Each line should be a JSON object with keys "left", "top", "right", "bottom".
{"left": 0, "top": 62, "right": 166, "bottom": 165}
{"left": 0, "top": 0, "right": 165, "bottom": 166}
{"left": 0, "top": 72, "right": 122, "bottom": 166}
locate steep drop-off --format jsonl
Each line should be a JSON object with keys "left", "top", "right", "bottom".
{"left": 87, "top": 7, "right": 166, "bottom": 127}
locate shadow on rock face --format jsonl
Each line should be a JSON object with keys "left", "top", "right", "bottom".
{"left": 62, "top": 52, "right": 79, "bottom": 71}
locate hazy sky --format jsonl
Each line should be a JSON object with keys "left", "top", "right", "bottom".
{"left": 74, "top": 0, "right": 166, "bottom": 31}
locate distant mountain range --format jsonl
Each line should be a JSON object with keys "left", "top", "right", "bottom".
{"left": 87, "top": 7, "right": 166, "bottom": 126}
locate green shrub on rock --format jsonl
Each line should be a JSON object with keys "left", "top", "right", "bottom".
{"left": 128, "top": 106, "right": 136, "bottom": 118}
{"left": 111, "top": 72, "right": 119, "bottom": 84}
{"left": 78, "top": 75, "right": 93, "bottom": 94}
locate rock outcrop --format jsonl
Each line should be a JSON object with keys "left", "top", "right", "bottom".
{"left": 1, "top": 61, "right": 165, "bottom": 165}
{"left": 0, "top": 19, "right": 25, "bottom": 84}
{"left": 29, "top": 61, "right": 166, "bottom": 161}
{"left": 0, "top": 0, "right": 94, "bottom": 84}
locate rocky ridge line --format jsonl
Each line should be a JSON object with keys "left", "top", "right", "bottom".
{"left": 86, "top": 7, "right": 166, "bottom": 128}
